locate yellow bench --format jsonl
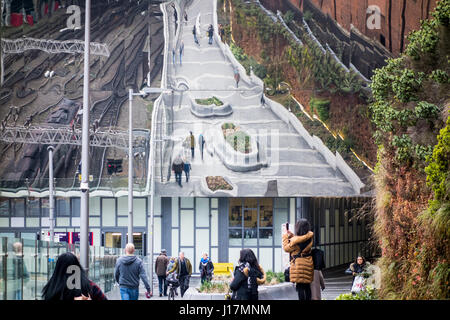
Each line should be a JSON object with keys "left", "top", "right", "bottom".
{"left": 213, "top": 263, "right": 234, "bottom": 276}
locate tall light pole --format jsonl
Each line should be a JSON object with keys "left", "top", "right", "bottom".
{"left": 128, "top": 89, "right": 134, "bottom": 244}
{"left": 48, "top": 146, "right": 55, "bottom": 242}
{"left": 80, "top": 0, "right": 91, "bottom": 271}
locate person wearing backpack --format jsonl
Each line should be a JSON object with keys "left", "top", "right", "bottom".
{"left": 310, "top": 248, "right": 326, "bottom": 300}
{"left": 229, "top": 249, "right": 266, "bottom": 300}
{"left": 282, "top": 219, "right": 314, "bottom": 300}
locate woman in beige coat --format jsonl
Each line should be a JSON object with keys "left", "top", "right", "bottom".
{"left": 282, "top": 219, "right": 314, "bottom": 300}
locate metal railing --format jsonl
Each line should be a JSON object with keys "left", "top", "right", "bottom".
{"left": 0, "top": 237, "right": 124, "bottom": 300}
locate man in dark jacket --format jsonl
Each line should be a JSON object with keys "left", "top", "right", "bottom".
{"left": 199, "top": 253, "right": 214, "bottom": 284}
{"left": 115, "top": 243, "right": 151, "bottom": 300}
{"left": 167, "top": 251, "right": 192, "bottom": 297}
{"left": 172, "top": 155, "right": 184, "bottom": 187}
{"left": 155, "top": 249, "right": 169, "bottom": 297}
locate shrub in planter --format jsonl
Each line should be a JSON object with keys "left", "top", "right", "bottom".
{"left": 195, "top": 96, "right": 224, "bottom": 106}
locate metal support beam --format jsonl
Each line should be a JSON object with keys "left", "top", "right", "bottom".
{"left": 0, "top": 125, "right": 148, "bottom": 150}
{"left": 1, "top": 37, "right": 110, "bottom": 57}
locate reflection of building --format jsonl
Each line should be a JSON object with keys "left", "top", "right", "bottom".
{"left": 0, "top": 195, "right": 374, "bottom": 274}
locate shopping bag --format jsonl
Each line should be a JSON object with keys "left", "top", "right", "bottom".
{"left": 351, "top": 275, "right": 365, "bottom": 293}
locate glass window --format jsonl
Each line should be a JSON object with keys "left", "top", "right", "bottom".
{"left": 12, "top": 198, "right": 25, "bottom": 217}
{"left": 259, "top": 229, "right": 273, "bottom": 246}
{"left": 41, "top": 198, "right": 50, "bottom": 217}
{"left": 229, "top": 198, "right": 242, "bottom": 227}
{"left": 259, "top": 198, "right": 273, "bottom": 227}
{"left": 243, "top": 208, "right": 257, "bottom": 228}
{"left": 274, "top": 208, "right": 288, "bottom": 245}
{"left": 56, "top": 198, "right": 70, "bottom": 216}
{"left": 244, "top": 198, "right": 257, "bottom": 209}
{"left": 274, "top": 198, "right": 288, "bottom": 208}
{"left": 243, "top": 228, "right": 257, "bottom": 246}
{"left": 0, "top": 198, "right": 10, "bottom": 216}
{"left": 229, "top": 229, "right": 242, "bottom": 246}
{"left": 27, "top": 198, "right": 40, "bottom": 217}
{"left": 72, "top": 198, "right": 80, "bottom": 217}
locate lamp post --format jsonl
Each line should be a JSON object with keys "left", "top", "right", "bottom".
{"left": 80, "top": 0, "right": 91, "bottom": 271}
{"left": 128, "top": 87, "right": 167, "bottom": 248}
{"left": 47, "top": 146, "right": 55, "bottom": 242}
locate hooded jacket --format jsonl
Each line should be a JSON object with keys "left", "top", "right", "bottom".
{"left": 115, "top": 255, "right": 150, "bottom": 291}
{"left": 282, "top": 231, "right": 314, "bottom": 284}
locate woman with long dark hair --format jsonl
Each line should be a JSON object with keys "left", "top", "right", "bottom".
{"left": 229, "top": 249, "right": 266, "bottom": 300}
{"left": 42, "top": 252, "right": 107, "bottom": 300}
{"left": 283, "top": 219, "right": 314, "bottom": 300}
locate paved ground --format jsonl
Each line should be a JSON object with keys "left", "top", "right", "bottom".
{"left": 106, "top": 265, "right": 352, "bottom": 300}
{"left": 153, "top": 0, "right": 357, "bottom": 198}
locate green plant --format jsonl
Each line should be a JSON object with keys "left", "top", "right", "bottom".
{"left": 195, "top": 96, "right": 224, "bottom": 106}
{"left": 310, "top": 97, "right": 330, "bottom": 122}
{"left": 283, "top": 10, "right": 295, "bottom": 25}
{"left": 335, "top": 286, "right": 378, "bottom": 300}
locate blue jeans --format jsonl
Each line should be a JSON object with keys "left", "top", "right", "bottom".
{"left": 158, "top": 275, "right": 168, "bottom": 295}
{"left": 120, "top": 287, "right": 139, "bottom": 300}
{"left": 208, "top": 36, "right": 213, "bottom": 44}
{"left": 175, "top": 172, "right": 182, "bottom": 186}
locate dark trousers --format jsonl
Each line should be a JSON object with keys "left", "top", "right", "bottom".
{"left": 175, "top": 172, "right": 182, "bottom": 186}
{"left": 184, "top": 170, "right": 190, "bottom": 182}
{"left": 158, "top": 275, "right": 167, "bottom": 295}
{"left": 200, "top": 142, "right": 205, "bottom": 160}
{"left": 296, "top": 283, "right": 312, "bottom": 301}
{"left": 179, "top": 275, "right": 190, "bottom": 297}
{"left": 191, "top": 147, "right": 194, "bottom": 158}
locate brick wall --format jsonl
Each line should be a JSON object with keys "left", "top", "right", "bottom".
{"left": 262, "top": 0, "right": 439, "bottom": 56}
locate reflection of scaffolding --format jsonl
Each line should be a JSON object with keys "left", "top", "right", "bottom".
{"left": 0, "top": 125, "right": 148, "bottom": 150}
{"left": 0, "top": 37, "right": 110, "bottom": 85}
{"left": 1, "top": 37, "right": 110, "bottom": 56}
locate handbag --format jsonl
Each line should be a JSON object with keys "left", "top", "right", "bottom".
{"left": 284, "top": 267, "right": 290, "bottom": 282}
{"left": 351, "top": 275, "right": 365, "bottom": 293}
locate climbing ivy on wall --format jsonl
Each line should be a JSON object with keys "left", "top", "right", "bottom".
{"left": 370, "top": 0, "right": 450, "bottom": 300}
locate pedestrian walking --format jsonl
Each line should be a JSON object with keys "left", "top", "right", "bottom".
{"left": 207, "top": 24, "right": 214, "bottom": 45}
{"left": 172, "top": 155, "right": 184, "bottom": 187}
{"left": 7, "top": 242, "right": 30, "bottom": 300}
{"left": 219, "top": 24, "right": 225, "bottom": 42}
{"left": 198, "top": 133, "right": 206, "bottom": 160}
{"left": 167, "top": 252, "right": 192, "bottom": 298}
{"left": 229, "top": 249, "right": 266, "bottom": 300}
{"left": 310, "top": 248, "right": 325, "bottom": 300}
{"left": 183, "top": 156, "right": 191, "bottom": 182}
{"left": 114, "top": 243, "right": 151, "bottom": 300}
{"left": 189, "top": 131, "right": 195, "bottom": 159}
{"left": 155, "top": 249, "right": 169, "bottom": 297}
{"left": 179, "top": 41, "right": 184, "bottom": 66}
{"left": 172, "top": 47, "right": 176, "bottom": 65}
{"left": 199, "top": 253, "right": 214, "bottom": 284}
{"left": 192, "top": 25, "right": 199, "bottom": 45}
{"left": 234, "top": 67, "right": 240, "bottom": 88}
{"left": 282, "top": 219, "right": 314, "bottom": 300}
{"left": 260, "top": 92, "right": 266, "bottom": 108}
{"left": 42, "top": 252, "right": 107, "bottom": 300}
{"left": 184, "top": 11, "right": 188, "bottom": 25}
{"left": 345, "top": 256, "right": 370, "bottom": 294}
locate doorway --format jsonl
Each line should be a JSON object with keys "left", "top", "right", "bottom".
{"left": 102, "top": 228, "right": 146, "bottom": 256}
